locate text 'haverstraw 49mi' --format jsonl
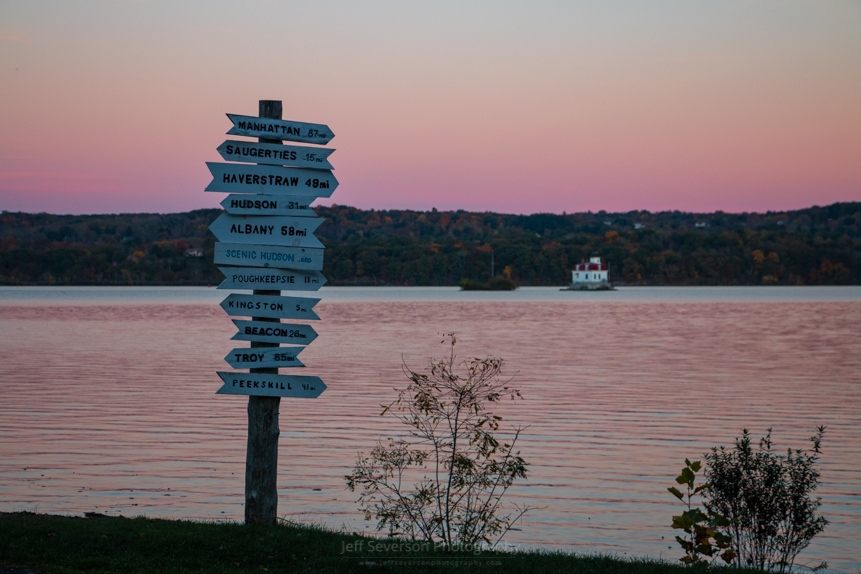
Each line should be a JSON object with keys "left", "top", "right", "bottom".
{"left": 205, "top": 162, "right": 337, "bottom": 196}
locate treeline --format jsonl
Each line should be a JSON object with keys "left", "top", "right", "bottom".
{"left": 1, "top": 202, "right": 859, "bottom": 286}
{"left": 0, "top": 210, "right": 219, "bottom": 285}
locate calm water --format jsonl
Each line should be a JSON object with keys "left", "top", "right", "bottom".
{"left": 1, "top": 287, "right": 859, "bottom": 571}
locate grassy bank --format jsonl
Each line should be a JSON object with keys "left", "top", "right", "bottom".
{"left": 1, "top": 512, "right": 760, "bottom": 574}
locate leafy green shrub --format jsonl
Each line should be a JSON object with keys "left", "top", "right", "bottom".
{"left": 346, "top": 334, "right": 530, "bottom": 548}
{"left": 668, "top": 459, "right": 735, "bottom": 565}
{"left": 703, "top": 427, "right": 827, "bottom": 572}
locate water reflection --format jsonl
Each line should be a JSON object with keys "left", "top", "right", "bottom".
{"left": 0, "top": 290, "right": 858, "bottom": 570}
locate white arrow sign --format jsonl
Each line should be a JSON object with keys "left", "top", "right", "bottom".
{"left": 231, "top": 320, "right": 317, "bottom": 345}
{"left": 217, "top": 140, "right": 334, "bottom": 169}
{"left": 220, "top": 294, "right": 320, "bottom": 320}
{"left": 205, "top": 162, "right": 337, "bottom": 197}
{"left": 216, "top": 372, "right": 326, "bottom": 398}
{"left": 214, "top": 242, "right": 324, "bottom": 271}
{"left": 217, "top": 267, "right": 326, "bottom": 291}
{"left": 220, "top": 194, "right": 317, "bottom": 217}
{"left": 224, "top": 346, "right": 305, "bottom": 369}
{"left": 226, "top": 114, "right": 334, "bottom": 145}
{"left": 209, "top": 213, "right": 324, "bottom": 248}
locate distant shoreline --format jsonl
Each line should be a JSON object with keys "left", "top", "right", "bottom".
{"left": 2, "top": 202, "right": 859, "bottom": 287}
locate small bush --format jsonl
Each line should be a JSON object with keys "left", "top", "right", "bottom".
{"left": 667, "top": 458, "right": 735, "bottom": 565}
{"left": 703, "top": 427, "right": 827, "bottom": 572}
{"left": 346, "top": 334, "right": 530, "bottom": 548}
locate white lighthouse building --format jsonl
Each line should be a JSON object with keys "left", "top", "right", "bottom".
{"left": 568, "top": 257, "right": 611, "bottom": 290}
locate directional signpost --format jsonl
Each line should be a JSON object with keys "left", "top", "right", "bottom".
{"left": 226, "top": 113, "right": 334, "bottom": 144}
{"left": 219, "top": 293, "right": 320, "bottom": 320}
{"left": 209, "top": 213, "right": 325, "bottom": 248}
{"left": 230, "top": 320, "right": 317, "bottom": 345}
{"left": 216, "top": 267, "right": 326, "bottom": 290}
{"left": 217, "top": 140, "right": 334, "bottom": 169}
{"left": 220, "top": 195, "right": 317, "bottom": 217}
{"left": 224, "top": 346, "right": 305, "bottom": 369}
{"left": 205, "top": 100, "right": 335, "bottom": 526}
{"left": 216, "top": 372, "right": 326, "bottom": 398}
{"left": 214, "top": 243, "right": 324, "bottom": 271}
{"left": 205, "top": 162, "right": 338, "bottom": 196}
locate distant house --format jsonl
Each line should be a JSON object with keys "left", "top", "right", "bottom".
{"left": 568, "top": 257, "right": 612, "bottom": 290}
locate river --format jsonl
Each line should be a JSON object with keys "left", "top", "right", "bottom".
{"left": 1, "top": 286, "right": 859, "bottom": 570}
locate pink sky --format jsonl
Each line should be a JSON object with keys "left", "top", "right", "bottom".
{"left": 1, "top": 1, "right": 859, "bottom": 215}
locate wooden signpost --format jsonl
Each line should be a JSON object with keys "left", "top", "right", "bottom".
{"left": 217, "top": 140, "right": 334, "bottom": 169}
{"left": 220, "top": 195, "right": 317, "bottom": 217}
{"left": 224, "top": 346, "right": 305, "bottom": 369}
{"left": 208, "top": 213, "right": 325, "bottom": 248}
{"left": 205, "top": 100, "right": 334, "bottom": 526}
{"left": 230, "top": 320, "right": 318, "bottom": 345}
{"left": 213, "top": 243, "right": 324, "bottom": 271}
{"left": 219, "top": 293, "right": 320, "bottom": 320}
{"left": 216, "top": 372, "right": 326, "bottom": 398}
{"left": 216, "top": 267, "right": 327, "bottom": 290}
{"left": 204, "top": 162, "right": 338, "bottom": 196}
{"left": 226, "top": 113, "right": 334, "bottom": 144}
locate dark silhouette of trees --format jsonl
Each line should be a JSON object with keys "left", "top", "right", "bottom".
{"left": 1, "top": 203, "right": 859, "bottom": 286}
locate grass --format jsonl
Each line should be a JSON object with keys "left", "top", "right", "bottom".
{"left": 0, "top": 511, "right": 764, "bottom": 574}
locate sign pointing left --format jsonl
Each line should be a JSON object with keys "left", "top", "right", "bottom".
{"left": 220, "top": 195, "right": 316, "bottom": 217}
{"left": 209, "top": 213, "right": 324, "bottom": 248}
{"left": 217, "top": 267, "right": 326, "bottom": 291}
{"left": 217, "top": 140, "right": 334, "bottom": 169}
{"left": 224, "top": 346, "right": 305, "bottom": 369}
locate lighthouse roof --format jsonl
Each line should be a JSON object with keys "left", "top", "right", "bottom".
{"left": 573, "top": 257, "right": 607, "bottom": 272}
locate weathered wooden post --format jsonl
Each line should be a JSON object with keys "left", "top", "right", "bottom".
{"left": 204, "top": 100, "right": 336, "bottom": 526}
{"left": 245, "top": 100, "right": 283, "bottom": 525}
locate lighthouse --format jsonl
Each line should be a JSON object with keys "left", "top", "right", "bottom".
{"left": 567, "top": 257, "right": 612, "bottom": 290}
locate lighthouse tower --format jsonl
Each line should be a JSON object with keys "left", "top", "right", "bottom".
{"left": 569, "top": 257, "right": 611, "bottom": 290}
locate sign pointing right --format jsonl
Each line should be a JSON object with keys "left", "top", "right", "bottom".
{"left": 231, "top": 320, "right": 317, "bottom": 345}
{"left": 220, "top": 293, "right": 320, "bottom": 320}
{"left": 216, "top": 371, "right": 326, "bottom": 398}
{"left": 204, "top": 162, "right": 338, "bottom": 197}
{"left": 226, "top": 113, "right": 334, "bottom": 145}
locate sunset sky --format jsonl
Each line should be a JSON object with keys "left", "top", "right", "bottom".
{"left": 1, "top": 1, "right": 859, "bottom": 216}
